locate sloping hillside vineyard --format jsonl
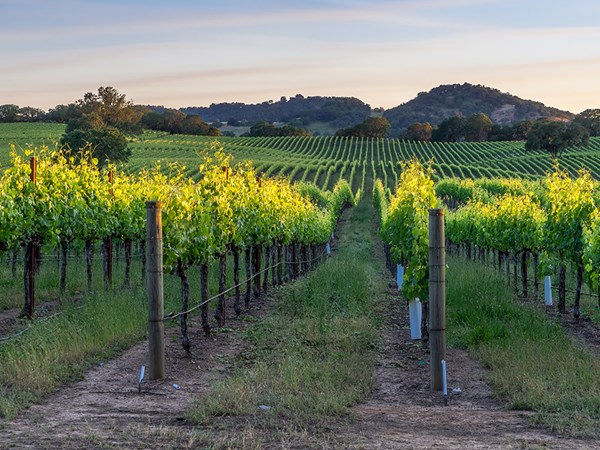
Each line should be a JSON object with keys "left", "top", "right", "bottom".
{"left": 3, "top": 124, "right": 600, "bottom": 189}
{"left": 128, "top": 134, "right": 600, "bottom": 189}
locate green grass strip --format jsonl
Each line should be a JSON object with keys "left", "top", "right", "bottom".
{"left": 447, "top": 257, "right": 600, "bottom": 438}
{"left": 0, "top": 289, "right": 149, "bottom": 418}
{"left": 188, "top": 201, "right": 382, "bottom": 426}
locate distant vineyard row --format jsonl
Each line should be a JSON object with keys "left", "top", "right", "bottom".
{"left": 3, "top": 123, "right": 600, "bottom": 191}
{"left": 129, "top": 133, "right": 600, "bottom": 191}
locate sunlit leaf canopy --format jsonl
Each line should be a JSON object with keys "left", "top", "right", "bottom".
{"left": 0, "top": 145, "right": 355, "bottom": 272}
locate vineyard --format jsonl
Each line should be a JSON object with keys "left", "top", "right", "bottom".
{"left": 4, "top": 123, "right": 600, "bottom": 193}
{"left": 2, "top": 122, "right": 600, "bottom": 446}
{"left": 3, "top": 122, "right": 600, "bottom": 330}
{"left": 127, "top": 133, "right": 600, "bottom": 190}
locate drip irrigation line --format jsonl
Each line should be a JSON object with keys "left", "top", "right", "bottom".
{"left": 0, "top": 307, "right": 81, "bottom": 344}
{"left": 163, "top": 247, "right": 328, "bottom": 321}
{"left": 0, "top": 326, "right": 31, "bottom": 342}
{"left": 3, "top": 253, "right": 146, "bottom": 264}
{"left": 1, "top": 244, "right": 331, "bottom": 340}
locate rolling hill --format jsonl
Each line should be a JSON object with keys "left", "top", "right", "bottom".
{"left": 384, "top": 83, "right": 574, "bottom": 137}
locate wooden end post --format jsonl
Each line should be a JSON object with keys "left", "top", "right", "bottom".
{"left": 429, "top": 208, "right": 446, "bottom": 391}
{"left": 146, "top": 201, "right": 165, "bottom": 379}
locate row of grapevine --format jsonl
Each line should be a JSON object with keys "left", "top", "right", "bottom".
{"left": 373, "top": 160, "right": 600, "bottom": 329}
{"left": 6, "top": 124, "right": 600, "bottom": 192}
{"left": 0, "top": 145, "right": 356, "bottom": 336}
{"left": 441, "top": 169, "right": 599, "bottom": 318}
{"left": 130, "top": 134, "right": 600, "bottom": 193}
{"left": 373, "top": 160, "right": 438, "bottom": 339}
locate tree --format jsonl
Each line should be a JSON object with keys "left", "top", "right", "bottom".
{"left": 573, "top": 109, "right": 600, "bottom": 136}
{"left": 0, "top": 104, "right": 19, "bottom": 122}
{"left": 162, "top": 109, "right": 187, "bottom": 134}
{"left": 336, "top": 117, "right": 390, "bottom": 138}
{"left": 66, "top": 112, "right": 104, "bottom": 133}
{"left": 431, "top": 116, "right": 464, "bottom": 142}
{"left": 60, "top": 127, "right": 130, "bottom": 165}
{"left": 525, "top": 120, "right": 589, "bottom": 159}
{"left": 45, "top": 104, "right": 79, "bottom": 123}
{"left": 405, "top": 122, "right": 433, "bottom": 141}
{"left": 488, "top": 124, "right": 511, "bottom": 141}
{"left": 140, "top": 109, "right": 219, "bottom": 136}
{"left": 181, "top": 115, "right": 219, "bottom": 135}
{"left": 463, "top": 113, "right": 493, "bottom": 141}
{"left": 17, "top": 107, "right": 45, "bottom": 122}
{"left": 249, "top": 121, "right": 310, "bottom": 137}
{"left": 75, "top": 86, "right": 143, "bottom": 133}
{"left": 511, "top": 120, "right": 534, "bottom": 140}
{"left": 141, "top": 111, "right": 165, "bottom": 130}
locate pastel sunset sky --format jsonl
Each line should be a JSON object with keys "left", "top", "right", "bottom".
{"left": 2, "top": 0, "right": 599, "bottom": 112}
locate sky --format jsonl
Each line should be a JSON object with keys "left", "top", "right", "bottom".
{"left": 1, "top": 0, "right": 600, "bottom": 113}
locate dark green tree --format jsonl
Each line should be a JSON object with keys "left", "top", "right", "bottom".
{"left": 66, "top": 112, "right": 104, "bottom": 133}
{"left": 335, "top": 117, "right": 390, "bottom": 138}
{"left": 431, "top": 116, "right": 465, "bottom": 142}
{"left": 463, "top": 113, "right": 493, "bottom": 141}
{"left": 45, "top": 104, "right": 79, "bottom": 123}
{"left": 573, "top": 109, "right": 600, "bottom": 136}
{"left": 249, "top": 121, "right": 310, "bottom": 137}
{"left": 0, "top": 104, "right": 19, "bottom": 122}
{"left": 17, "top": 107, "right": 45, "bottom": 122}
{"left": 511, "top": 120, "right": 534, "bottom": 140}
{"left": 525, "top": 120, "right": 589, "bottom": 159}
{"left": 405, "top": 122, "right": 433, "bottom": 141}
{"left": 75, "top": 87, "right": 143, "bottom": 133}
{"left": 141, "top": 109, "right": 219, "bottom": 136}
{"left": 60, "top": 127, "right": 130, "bottom": 165}
{"left": 141, "top": 111, "right": 166, "bottom": 130}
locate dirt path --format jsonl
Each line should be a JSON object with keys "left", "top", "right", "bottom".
{"left": 0, "top": 296, "right": 273, "bottom": 449}
{"left": 335, "top": 283, "right": 596, "bottom": 449}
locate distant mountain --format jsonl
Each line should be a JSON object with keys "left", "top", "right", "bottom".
{"left": 383, "top": 83, "right": 574, "bottom": 137}
{"left": 180, "top": 95, "right": 371, "bottom": 130}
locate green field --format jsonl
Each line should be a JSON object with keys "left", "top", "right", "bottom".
{"left": 3, "top": 122, "right": 600, "bottom": 191}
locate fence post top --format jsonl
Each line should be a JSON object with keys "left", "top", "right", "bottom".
{"left": 429, "top": 208, "right": 444, "bottom": 216}
{"left": 145, "top": 200, "right": 162, "bottom": 209}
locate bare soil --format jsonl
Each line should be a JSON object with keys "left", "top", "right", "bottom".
{"left": 549, "top": 308, "right": 600, "bottom": 359}
{"left": 0, "top": 301, "right": 61, "bottom": 342}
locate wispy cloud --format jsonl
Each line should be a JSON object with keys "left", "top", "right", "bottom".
{"left": 1, "top": 0, "right": 598, "bottom": 112}
{"left": 0, "top": 0, "right": 490, "bottom": 44}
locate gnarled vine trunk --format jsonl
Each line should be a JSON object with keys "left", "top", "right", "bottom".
{"left": 176, "top": 259, "right": 191, "bottom": 354}
{"left": 200, "top": 263, "right": 211, "bottom": 336}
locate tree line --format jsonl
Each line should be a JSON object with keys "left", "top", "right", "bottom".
{"left": 402, "top": 111, "right": 598, "bottom": 160}
{"left": 181, "top": 95, "right": 371, "bottom": 129}
{"left": 403, "top": 110, "right": 600, "bottom": 143}
{"left": 3, "top": 87, "right": 599, "bottom": 163}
